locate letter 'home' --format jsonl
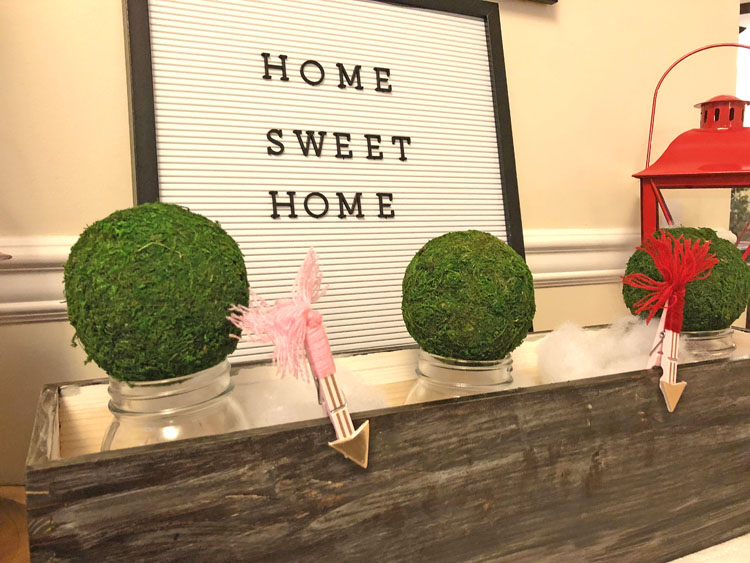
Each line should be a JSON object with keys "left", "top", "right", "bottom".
{"left": 2, "top": 1, "right": 750, "bottom": 562}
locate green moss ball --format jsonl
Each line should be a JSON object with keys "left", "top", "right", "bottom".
{"left": 64, "top": 202, "right": 249, "bottom": 382}
{"left": 402, "top": 230, "right": 535, "bottom": 360}
{"left": 623, "top": 227, "right": 750, "bottom": 331}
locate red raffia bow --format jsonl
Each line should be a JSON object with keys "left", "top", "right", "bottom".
{"left": 622, "top": 231, "right": 718, "bottom": 333}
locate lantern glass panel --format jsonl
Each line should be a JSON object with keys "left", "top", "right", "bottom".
{"left": 659, "top": 188, "right": 733, "bottom": 234}
{"left": 730, "top": 187, "right": 750, "bottom": 242}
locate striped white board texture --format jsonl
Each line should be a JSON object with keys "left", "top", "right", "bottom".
{"left": 148, "top": 0, "right": 508, "bottom": 362}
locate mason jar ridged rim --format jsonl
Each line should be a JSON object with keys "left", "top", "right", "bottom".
{"left": 680, "top": 328, "right": 735, "bottom": 360}
{"left": 416, "top": 349, "right": 513, "bottom": 390}
{"left": 107, "top": 360, "right": 233, "bottom": 415}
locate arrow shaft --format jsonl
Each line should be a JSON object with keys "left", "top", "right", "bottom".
{"left": 648, "top": 301, "right": 679, "bottom": 385}
{"left": 664, "top": 328, "right": 678, "bottom": 384}
{"left": 659, "top": 330, "right": 680, "bottom": 383}
{"left": 304, "top": 314, "right": 356, "bottom": 441}
{"left": 647, "top": 311, "right": 668, "bottom": 369}
{"left": 318, "top": 373, "right": 355, "bottom": 440}
{"left": 645, "top": 300, "right": 685, "bottom": 411}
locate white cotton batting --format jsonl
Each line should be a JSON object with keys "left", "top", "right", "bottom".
{"left": 537, "top": 316, "right": 662, "bottom": 384}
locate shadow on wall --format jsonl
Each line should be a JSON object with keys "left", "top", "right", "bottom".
{"left": 0, "top": 321, "right": 107, "bottom": 484}
{"left": 492, "top": 0, "right": 559, "bottom": 20}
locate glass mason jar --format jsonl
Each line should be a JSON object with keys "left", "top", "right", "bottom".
{"left": 679, "top": 328, "right": 735, "bottom": 361}
{"left": 101, "top": 360, "right": 248, "bottom": 451}
{"left": 405, "top": 349, "right": 513, "bottom": 404}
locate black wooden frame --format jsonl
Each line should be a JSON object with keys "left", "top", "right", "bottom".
{"left": 123, "top": 0, "right": 526, "bottom": 257}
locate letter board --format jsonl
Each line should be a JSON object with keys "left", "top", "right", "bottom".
{"left": 126, "top": 0, "right": 523, "bottom": 362}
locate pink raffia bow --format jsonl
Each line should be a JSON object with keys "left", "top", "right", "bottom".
{"left": 228, "top": 248, "right": 327, "bottom": 380}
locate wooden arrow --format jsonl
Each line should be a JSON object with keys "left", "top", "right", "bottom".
{"left": 306, "top": 310, "right": 370, "bottom": 469}
{"left": 227, "top": 248, "right": 371, "bottom": 468}
{"left": 647, "top": 303, "right": 686, "bottom": 412}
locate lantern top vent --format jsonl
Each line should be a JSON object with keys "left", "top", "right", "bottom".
{"left": 694, "top": 95, "right": 749, "bottom": 130}
{"left": 635, "top": 93, "right": 750, "bottom": 178}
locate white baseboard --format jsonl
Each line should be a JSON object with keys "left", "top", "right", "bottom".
{"left": 0, "top": 229, "right": 640, "bottom": 324}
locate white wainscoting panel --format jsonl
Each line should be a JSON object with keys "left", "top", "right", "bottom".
{"left": 0, "top": 229, "right": 639, "bottom": 330}
{"left": 524, "top": 228, "right": 640, "bottom": 288}
{"left": 0, "top": 237, "right": 73, "bottom": 324}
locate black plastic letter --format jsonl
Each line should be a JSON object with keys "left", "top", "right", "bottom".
{"left": 304, "top": 192, "right": 329, "bottom": 218}
{"left": 300, "top": 60, "right": 325, "bottom": 86}
{"left": 337, "top": 63, "right": 364, "bottom": 90}
{"left": 261, "top": 53, "right": 289, "bottom": 81}
{"left": 334, "top": 132, "right": 353, "bottom": 159}
{"left": 267, "top": 129, "right": 284, "bottom": 156}
{"left": 365, "top": 134, "right": 383, "bottom": 160}
{"left": 377, "top": 193, "right": 395, "bottom": 218}
{"left": 336, "top": 192, "right": 365, "bottom": 218}
{"left": 391, "top": 136, "right": 411, "bottom": 161}
{"left": 374, "top": 67, "right": 392, "bottom": 93}
{"left": 269, "top": 191, "right": 297, "bottom": 219}
{"left": 293, "top": 130, "right": 326, "bottom": 157}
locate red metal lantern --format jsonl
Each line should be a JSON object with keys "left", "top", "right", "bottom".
{"left": 635, "top": 44, "right": 750, "bottom": 242}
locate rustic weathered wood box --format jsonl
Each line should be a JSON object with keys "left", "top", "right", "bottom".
{"left": 26, "top": 330, "right": 750, "bottom": 561}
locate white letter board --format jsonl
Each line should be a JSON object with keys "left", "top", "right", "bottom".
{"left": 125, "top": 0, "right": 524, "bottom": 363}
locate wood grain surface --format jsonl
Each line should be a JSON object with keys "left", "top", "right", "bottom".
{"left": 26, "top": 357, "right": 750, "bottom": 562}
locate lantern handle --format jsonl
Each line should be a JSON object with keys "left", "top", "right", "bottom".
{"left": 646, "top": 43, "right": 750, "bottom": 167}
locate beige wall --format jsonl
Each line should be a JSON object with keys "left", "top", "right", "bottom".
{"left": 495, "top": 0, "right": 736, "bottom": 231}
{"left": 0, "top": 0, "right": 741, "bottom": 483}
{"left": 0, "top": 0, "right": 132, "bottom": 483}
{"left": 0, "top": 0, "right": 133, "bottom": 236}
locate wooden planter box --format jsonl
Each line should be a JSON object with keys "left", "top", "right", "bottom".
{"left": 25, "top": 331, "right": 750, "bottom": 561}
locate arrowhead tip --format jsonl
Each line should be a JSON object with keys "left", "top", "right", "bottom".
{"left": 660, "top": 380, "right": 687, "bottom": 413}
{"left": 329, "top": 420, "right": 370, "bottom": 469}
